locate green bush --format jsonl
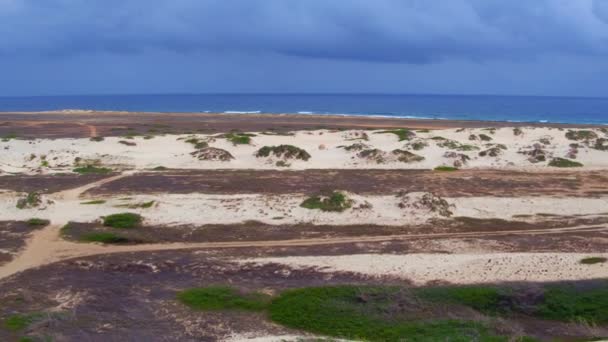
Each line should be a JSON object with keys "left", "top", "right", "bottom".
{"left": 81, "top": 232, "right": 130, "bottom": 244}
{"left": 580, "top": 257, "right": 607, "bottom": 265}
{"left": 255, "top": 145, "right": 311, "bottom": 161}
{"left": 26, "top": 218, "right": 50, "bottom": 226}
{"left": 301, "top": 192, "right": 353, "bottom": 212}
{"left": 565, "top": 130, "right": 598, "bottom": 141}
{"left": 73, "top": 165, "right": 112, "bottom": 174}
{"left": 102, "top": 213, "right": 142, "bottom": 229}
{"left": 548, "top": 158, "right": 583, "bottom": 168}
{"left": 178, "top": 286, "right": 269, "bottom": 311}
{"left": 434, "top": 166, "right": 459, "bottom": 172}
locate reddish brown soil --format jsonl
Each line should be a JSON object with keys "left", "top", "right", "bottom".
{"left": 0, "top": 173, "right": 115, "bottom": 193}
{"left": 0, "top": 111, "right": 599, "bottom": 139}
{"left": 84, "top": 169, "right": 608, "bottom": 197}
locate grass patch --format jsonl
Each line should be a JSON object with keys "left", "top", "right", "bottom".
{"left": 418, "top": 286, "right": 503, "bottom": 314}
{"left": 478, "top": 134, "right": 493, "bottom": 141}
{"left": 102, "top": 213, "right": 142, "bottom": 229}
{"left": 374, "top": 129, "right": 415, "bottom": 141}
{"left": 73, "top": 165, "right": 112, "bottom": 174}
{"left": 256, "top": 145, "right": 311, "bottom": 161}
{"left": 300, "top": 192, "right": 353, "bottom": 212}
{"left": 536, "top": 286, "right": 608, "bottom": 323}
{"left": 80, "top": 200, "right": 106, "bottom": 205}
{"left": 26, "top": 218, "right": 49, "bottom": 226}
{"left": 1, "top": 133, "right": 18, "bottom": 142}
{"left": 434, "top": 166, "right": 459, "bottom": 172}
{"left": 90, "top": 136, "right": 104, "bottom": 142}
{"left": 178, "top": 286, "right": 270, "bottom": 311}
{"left": 4, "top": 314, "right": 34, "bottom": 331}
{"left": 548, "top": 157, "right": 583, "bottom": 168}
{"left": 268, "top": 286, "right": 504, "bottom": 341}
{"left": 151, "top": 166, "right": 168, "bottom": 171}
{"left": 580, "top": 257, "right": 607, "bottom": 265}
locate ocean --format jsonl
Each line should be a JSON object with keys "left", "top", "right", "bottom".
{"left": 0, "top": 94, "right": 606, "bottom": 125}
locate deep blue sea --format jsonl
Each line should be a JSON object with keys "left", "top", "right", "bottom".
{"left": 0, "top": 94, "right": 607, "bottom": 125}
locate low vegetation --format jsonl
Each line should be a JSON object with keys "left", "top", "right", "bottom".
{"left": 90, "top": 136, "right": 104, "bottom": 142}
{"left": 337, "top": 143, "right": 370, "bottom": 152}
{"left": 80, "top": 200, "right": 106, "bottom": 205}
{"left": 580, "top": 257, "right": 607, "bottom": 265}
{"left": 16, "top": 192, "right": 44, "bottom": 209}
{"left": 300, "top": 191, "right": 353, "bottom": 212}
{"left": 391, "top": 149, "right": 424, "bottom": 163}
{"left": 178, "top": 286, "right": 270, "bottom": 311}
{"left": 73, "top": 165, "right": 112, "bottom": 174}
{"left": 222, "top": 132, "right": 255, "bottom": 145}
{"left": 478, "top": 133, "right": 493, "bottom": 141}
{"left": 151, "top": 166, "right": 168, "bottom": 171}
{"left": 115, "top": 201, "right": 155, "bottom": 209}
{"left": 102, "top": 213, "right": 142, "bottom": 229}
{"left": 374, "top": 128, "right": 415, "bottom": 141}
{"left": 118, "top": 140, "right": 137, "bottom": 146}
{"left": 436, "top": 139, "right": 479, "bottom": 151}
{"left": 513, "top": 127, "right": 523, "bottom": 136}
{"left": 548, "top": 157, "right": 583, "bottom": 168}
{"left": 255, "top": 145, "right": 311, "bottom": 161}
{"left": 81, "top": 232, "right": 130, "bottom": 244}
{"left": 434, "top": 166, "right": 458, "bottom": 172}
{"left": 26, "top": 218, "right": 49, "bottom": 226}
{"left": 357, "top": 148, "right": 387, "bottom": 164}
{"left": 565, "top": 130, "right": 598, "bottom": 141}
{"left": 184, "top": 137, "right": 209, "bottom": 149}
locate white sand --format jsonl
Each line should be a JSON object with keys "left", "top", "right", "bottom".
{"left": 243, "top": 253, "right": 608, "bottom": 285}
{"left": 1, "top": 191, "right": 606, "bottom": 226}
{"left": 1, "top": 127, "right": 607, "bottom": 174}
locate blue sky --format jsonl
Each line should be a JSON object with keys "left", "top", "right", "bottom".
{"left": 1, "top": 0, "right": 608, "bottom": 97}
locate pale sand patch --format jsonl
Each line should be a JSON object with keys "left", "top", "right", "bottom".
{"left": 1, "top": 191, "right": 606, "bottom": 227}
{"left": 242, "top": 253, "right": 608, "bottom": 285}
{"left": 1, "top": 127, "right": 606, "bottom": 174}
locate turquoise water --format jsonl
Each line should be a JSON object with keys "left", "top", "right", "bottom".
{"left": 0, "top": 94, "right": 606, "bottom": 124}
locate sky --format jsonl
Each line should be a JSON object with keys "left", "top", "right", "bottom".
{"left": 1, "top": 0, "right": 608, "bottom": 97}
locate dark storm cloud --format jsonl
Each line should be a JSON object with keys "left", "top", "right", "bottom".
{"left": 1, "top": 0, "right": 607, "bottom": 64}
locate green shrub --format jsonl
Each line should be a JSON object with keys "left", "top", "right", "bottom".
{"left": 73, "top": 165, "right": 112, "bottom": 174}
{"left": 26, "top": 218, "right": 50, "bottom": 226}
{"left": 434, "top": 166, "right": 458, "bottom": 172}
{"left": 256, "top": 145, "right": 311, "bottom": 161}
{"left": 300, "top": 192, "right": 353, "bottom": 212}
{"left": 437, "top": 139, "right": 479, "bottom": 151}
{"left": 152, "top": 166, "right": 168, "bottom": 171}
{"left": 90, "top": 136, "right": 104, "bottom": 142}
{"left": 81, "top": 232, "right": 130, "bottom": 244}
{"left": 375, "top": 129, "right": 415, "bottom": 141}
{"left": 548, "top": 158, "right": 583, "bottom": 168}
{"left": 102, "top": 213, "right": 142, "bottom": 229}
{"left": 178, "top": 286, "right": 269, "bottom": 311}
{"left": 580, "top": 257, "right": 607, "bottom": 265}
